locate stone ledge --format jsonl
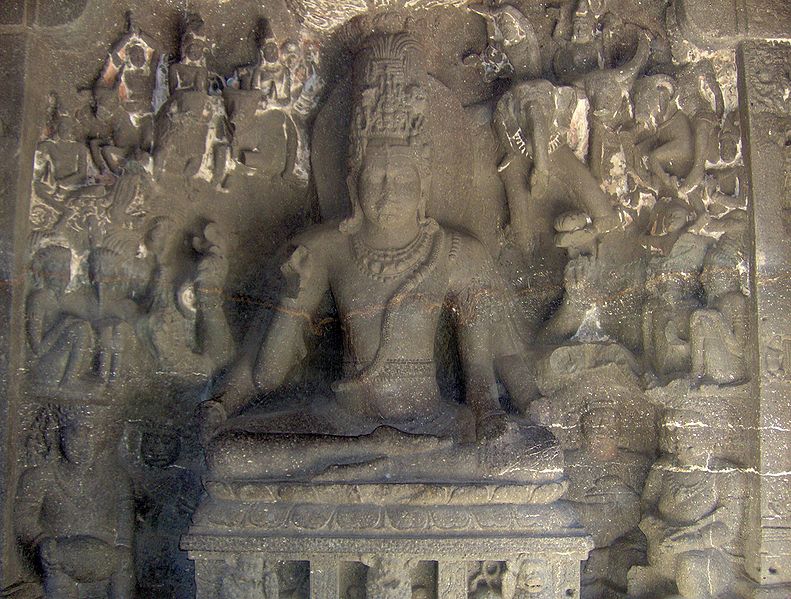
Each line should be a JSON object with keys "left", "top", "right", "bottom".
{"left": 183, "top": 534, "right": 593, "bottom": 558}
{"left": 202, "top": 480, "right": 568, "bottom": 505}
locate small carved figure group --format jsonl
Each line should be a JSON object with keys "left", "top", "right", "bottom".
{"left": 469, "top": 1, "right": 747, "bottom": 387}
{"left": 465, "top": 4, "right": 750, "bottom": 598}
{"left": 25, "top": 218, "right": 233, "bottom": 395}
{"left": 11, "top": 3, "right": 757, "bottom": 598}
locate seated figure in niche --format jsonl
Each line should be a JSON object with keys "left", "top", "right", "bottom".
{"left": 690, "top": 212, "right": 748, "bottom": 385}
{"left": 200, "top": 32, "right": 559, "bottom": 484}
{"left": 155, "top": 13, "right": 229, "bottom": 183}
{"left": 33, "top": 108, "right": 106, "bottom": 213}
{"left": 235, "top": 22, "right": 283, "bottom": 97}
{"left": 88, "top": 86, "right": 153, "bottom": 176}
{"left": 630, "top": 409, "right": 746, "bottom": 599}
{"left": 26, "top": 245, "right": 96, "bottom": 389}
{"left": 14, "top": 406, "right": 134, "bottom": 599}
{"left": 630, "top": 61, "right": 723, "bottom": 199}
{"left": 629, "top": 74, "right": 695, "bottom": 194}
{"left": 653, "top": 24, "right": 725, "bottom": 196}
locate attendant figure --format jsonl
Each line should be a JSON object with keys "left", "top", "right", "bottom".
{"left": 14, "top": 407, "right": 134, "bottom": 599}
{"left": 26, "top": 246, "right": 95, "bottom": 389}
{"left": 630, "top": 409, "right": 746, "bottom": 599}
{"left": 690, "top": 220, "right": 748, "bottom": 385}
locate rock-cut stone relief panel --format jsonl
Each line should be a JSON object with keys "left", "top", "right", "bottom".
{"left": 5, "top": 1, "right": 760, "bottom": 598}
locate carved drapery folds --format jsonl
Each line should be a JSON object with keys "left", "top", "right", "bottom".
{"left": 2, "top": 1, "right": 782, "bottom": 598}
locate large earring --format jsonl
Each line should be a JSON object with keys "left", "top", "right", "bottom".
{"left": 418, "top": 170, "right": 432, "bottom": 225}
{"left": 340, "top": 171, "right": 363, "bottom": 234}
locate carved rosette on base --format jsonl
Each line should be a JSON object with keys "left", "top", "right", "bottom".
{"left": 184, "top": 481, "right": 591, "bottom": 598}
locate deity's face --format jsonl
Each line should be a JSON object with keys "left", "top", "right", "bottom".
{"left": 36, "top": 249, "right": 71, "bottom": 295}
{"left": 141, "top": 429, "right": 181, "bottom": 469}
{"left": 634, "top": 77, "right": 675, "bottom": 132}
{"left": 581, "top": 408, "right": 617, "bottom": 452}
{"left": 281, "top": 42, "right": 300, "bottom": 69}
{"left": 56, "top": 117, "right": 77, "bottom": 141}
{"left": 660, "top": 419, "right": 705, "bottom": 463}
{"left": 182, "top": 35, "right": 206, "bottom": 63}
{"left": 127, "top": 44, "right": 147, "bottom": 69}
{"left": 701, "top": 260, "right": 740, "bottom": 299}
{"left": 357, "top": 147, "right": 422, "bottom": 231}
{"left": 516, "top": 570, "right": 544, "bottom": 596}
{"left": 262, "top": 41, "right": 279, "bottom": 64}
{"left": 572, "top": 2, "right": 597, "bottom": 43}
{"left": 60, "top": 421, "right": 100, "bottom": 465}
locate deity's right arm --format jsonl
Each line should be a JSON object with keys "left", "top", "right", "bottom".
{"left": 252, "top": 235, "right": 331, "bottom": 396}
{"left": 14, "top": 467, "right": 48, "bottom": 548}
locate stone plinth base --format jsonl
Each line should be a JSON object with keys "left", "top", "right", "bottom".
{"left": 183, "top": 481, "right": 592, "bottom": 598}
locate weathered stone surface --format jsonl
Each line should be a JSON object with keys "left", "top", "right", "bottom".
{"left": 0, "top": 1, "right": 790, "bottom": 598}
{"left": 0, "top": 0, "right": 25, "bottom": 26}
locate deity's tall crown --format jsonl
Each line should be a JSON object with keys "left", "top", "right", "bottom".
{"left": 348, "top": 32, "right": 429, "bottom": 173}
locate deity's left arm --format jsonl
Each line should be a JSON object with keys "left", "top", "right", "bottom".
{"left": 14, "top": 468, "right": 48, "bottom": 549}
{"left": 450, "top": 238, "right": 507, "bottom": 430}
{"left": 194, "top": 223, "right": 234, "bottom": 368}
{"left": 114, "top": 475, "right": 135, "bottom": 549}
{"left": 638, "top": 462, "right": 667, "bottom": 539}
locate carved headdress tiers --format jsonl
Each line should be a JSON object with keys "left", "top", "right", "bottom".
{"left": 348, "top": 32, "right": 430, "bottom": 175}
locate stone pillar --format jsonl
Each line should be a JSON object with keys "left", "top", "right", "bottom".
{"left": 0, "top": 1, "right": 93, "bottom": 587}
{"left": 0, "top": 0, "right": 31, "bottom": 586}
{"left": 738, "top": 39, "right": 791, "bottom": 597}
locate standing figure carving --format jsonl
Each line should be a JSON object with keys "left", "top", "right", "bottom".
{"left": 26, "top": 246, "right": 95, "bottom": 390}
{"left": 564, "top": 404, "right": 650, "bottom": 595}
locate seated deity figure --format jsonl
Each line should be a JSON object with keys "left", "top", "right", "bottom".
{"left": 236, "top": 23, "right": 282, "bottom": 97}
{"left": 89, "top": 86, "right": 153, "bottom": 175}
{"left": 33, "top": 111, "right": 105, "bottom": 208}
{"left": 14, "top": 406, "right": 134, "bottom": 599}
{"left": 200, "top": 32, "right": 560, "bottom": 484}
{"left": 630, "top": 409, "right": 746, "bottom": 599}
{"left": 630, "top": 75, "right": 696, "bottom": 195}
{"left": 168, "top": 14, "right": 209, "bottom": 96}
{"left": 155, "top": 13, "right": 228, "bottom": 182}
